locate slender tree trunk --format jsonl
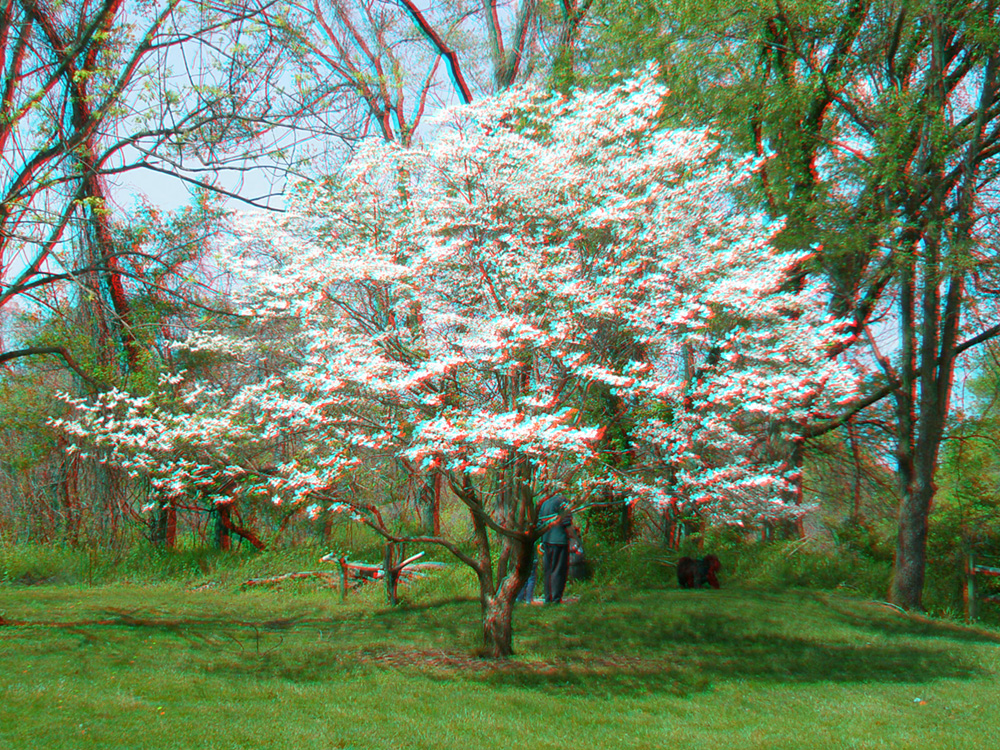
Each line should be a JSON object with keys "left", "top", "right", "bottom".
{"left": 783, "top": 440, "right": 806, "bottom": 538}
{"left": 415, "top": 472, "right": 440, "bottom": 535}
{"left": 847, "top": 420, "right": 864, "bottom": 522}
{"left": 618, "top": 491, "right": 633, "bottom": 540}
{"left": 60, "top": 448, "right": 81, "bottom": 546}
{"left": 152, "top": 500, "right": 167, "bottom": 545}
{"left": 890, "top": 248, "right": 919, "bottom": 607}
{"left": 151, "top": 499, "right": 177, "bottom": 547}
{"left": 384, "top": 542, "right": 400, "bottom": 606}
{"left": 214, "top": 503, "right": 232, "bottom": 550}
{"left": 165, "top": 500, "right": 177, "bottom": 547}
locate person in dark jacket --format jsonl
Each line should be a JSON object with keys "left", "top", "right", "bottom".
{"left": 537, "top": 493, "right": 577, "bottom": 604}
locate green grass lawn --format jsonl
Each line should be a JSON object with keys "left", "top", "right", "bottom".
{"left": 2, "top": 576, "right": 997, "bottom": 749}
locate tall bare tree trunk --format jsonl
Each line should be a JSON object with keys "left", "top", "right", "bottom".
{"left": 415, "top": 472, "right": 441, "bottom": 535}
{"left": 151, "top": 499, "right": 177, "bottom": 547}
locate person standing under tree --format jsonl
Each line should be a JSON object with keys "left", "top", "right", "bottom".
{"left": 537, "top": 493, "right": 578, "bottom": 604}
{"left": 515, "top": 540, "right": 541, "bottom": 604}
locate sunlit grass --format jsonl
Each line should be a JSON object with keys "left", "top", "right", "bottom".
{"left": 2, "top": 573, "right": 998, "bottom": 749}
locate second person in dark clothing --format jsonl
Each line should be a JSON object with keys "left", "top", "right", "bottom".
{"left": 537, "top": 493, "right": 578, "bottom": 604}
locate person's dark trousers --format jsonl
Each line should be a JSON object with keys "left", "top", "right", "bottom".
{"left": 515, "top": 565, "right": 536, "bottom": 603}
{"left": 542, "top": 543, "right": 570, "bottom": 603}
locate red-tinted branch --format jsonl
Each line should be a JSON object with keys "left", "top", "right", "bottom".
{"left": 214, "top": 503, "right": 267, "bottom": 550}
{"left": 396, "top": 0, "right": 472, "bottom": 104}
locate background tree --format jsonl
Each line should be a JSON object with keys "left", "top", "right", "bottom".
{"left": 579, "top": 0, "right": 1000, "bottom": 610}
{"left": 0, "top": 0, "right": 341, "bottom": 543}
{"left": 0, "top": 0, "right": 303, "bottom": 330}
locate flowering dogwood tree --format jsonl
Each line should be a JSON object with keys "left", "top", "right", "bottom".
{"left": 54, "top": 65, "right": 859, "bottom": 657}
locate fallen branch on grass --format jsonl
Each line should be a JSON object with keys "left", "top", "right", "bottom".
{"left": 319, "top": 551, "right": 430, "bottom": 581}
{"left": 318, "top": 550, "right": 446, "bottom": 602}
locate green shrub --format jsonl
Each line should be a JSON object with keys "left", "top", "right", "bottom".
{"left": 0, "top": 542, "right": 78, "bottom": 585}
{"left": 722, "top": 540, "right": 891, "bottom": 597}
{"left": 573, "top": 530, "right": 893, "bottom": 599}
{"left": 582, "top": 537, "right": 675, "bottom": 591}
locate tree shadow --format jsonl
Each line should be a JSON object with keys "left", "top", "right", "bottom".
{"left": 814, "top": 593, "right": 1000, "bottom": 644}
{"left": 488, "top": 592, "right": 989, "bottom": 695}
{"left": 6, "top": 590, "right": 991, "bottom": 698}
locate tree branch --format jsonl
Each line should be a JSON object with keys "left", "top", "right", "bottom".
{"left": 395, "top": 0, "right": 472, "bottom": 104}
{"left": 0, "top": 346, "right": 106, "bottom": 390}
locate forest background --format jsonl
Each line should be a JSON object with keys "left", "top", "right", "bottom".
{"left": 4, "top": 0, "right": 1000, "bottom": 658}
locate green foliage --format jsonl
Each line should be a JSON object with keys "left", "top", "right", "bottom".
{"left": 805, "top": 427, "right": 900, "bottom": 530}
{"left": 0, "top": 369, "right": 59, "bottom": 473}
{"left": 582, "top": 537, "right": 676, "bottom": 589}
{"left": 719, "top": 540, "right": 892, "bottom": 599}
{"left": 0, "top": 543, "right": 79, "bottom": 586}
{"left": 934, "top": 430, "right": 1000, "bottom": 554}
{"left": 578, "top": 0, "right": 1000, "bottom": 605}
{"left": 0, "top": 540, "right": 314, "bottom": 587}
{"left": 923, "top": 346, "right": 1000, "bottom": 618}
{"left": 577, "top": 533, "right": 895, "bottom": 599}
{"left": 829, "top": 516, "right": 896, "bottom": 563}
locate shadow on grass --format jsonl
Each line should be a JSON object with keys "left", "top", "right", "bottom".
{"left": 813, "top": 592, "right": 1000, "bottom": 644}
{"left": 490, "top": 590, "right": 990, "bottom": 693}
{"left": 201, "top": 591, "right": 989, "bottom": 695}
{"left": 3, "top": 588, "right": 991, "bottom": 699}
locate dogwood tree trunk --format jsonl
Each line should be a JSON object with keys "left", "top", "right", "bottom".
{"left": 481, "top": 592, "right": 516, "bottom": 658}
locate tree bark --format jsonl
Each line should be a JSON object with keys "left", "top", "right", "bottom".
{"left": 481, "top": 591, "right": 515, "bottom": 658}
{"left": 384, "top": 542, "right": 401, "bottom": 606}
{"left": 214, "top": 503, "right": 232, "bottom": 551}
{"left": 889, "top": 240, "right": 919, "bottom": 607}
{"left": 151, "top": 499, "right": 177, "bottom": 547}
{"left": 213, "top": 502, "right": 266, "bottom": 550}
{"left": 456, "top": 472, "right": 528, "bottom": 658}
{"left": 415, "top": 472, "right": 441, "bottom": 535}
{"left": 479, "top": 538, "right": 532, "bottom": 658}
